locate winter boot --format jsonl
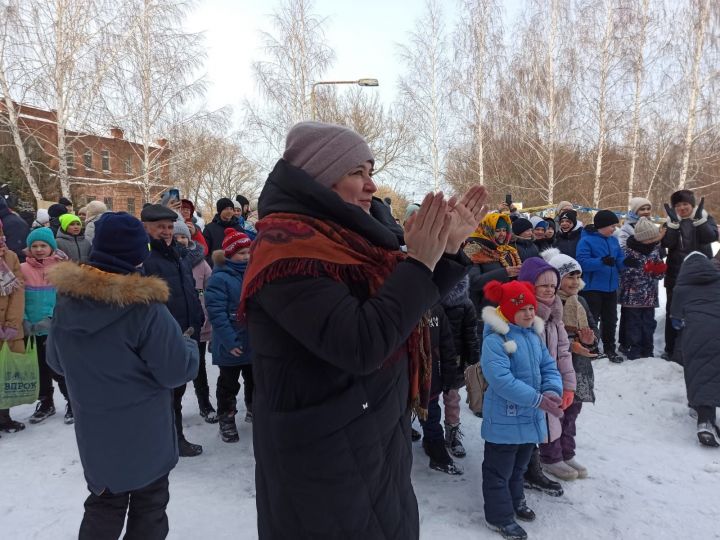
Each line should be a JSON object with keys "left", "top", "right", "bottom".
{"left": 29, "top": 400, "right": 56, "bottom": 424}
{"left": 564, "top": 457, "right": 588, "bottom": 478}
{"left": 411, "top": 427, "right": 421, "bottom": 442}
{"left": 524, "top": 448, "right": 564, "bottom": 496}
{"left": 219, "top": 414, "right": 239, "bottom": 443}
{"left": 198, "top": 399, "right": 219, "bottom": 424}
{"left": 606, "top": 351, "right": 624, "bottom": 363}
{"left": 542, "top": 461, "right": 579, "bottom": 481}
{"left": 0, "top": 409, "right": 25, "bottom": 433}
{"left": 64, "top": 403, "right": 74, "bottom": 425}
{"left": 422, "top": 438, "right": 463, "bottom": 475}
{"left": 514, "top": 499, "right": 536, "bottom": 522}
{"left": 486, "top": 520, "right": 527, "bottom": 540}
{"left": 444, "top": 422, "right": 466, "bottom": 458}
{"left": 178, "top": 437, "right": 203, "bottom": 457}
{"left": 697, "top": 421, "right": 720, "bottom": 448}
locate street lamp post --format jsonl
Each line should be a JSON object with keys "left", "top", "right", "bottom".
{"left": 310, "top": 78, "right": 379, "bottom": 120}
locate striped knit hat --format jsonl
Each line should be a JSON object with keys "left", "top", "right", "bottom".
{"left": 222, "top": 228, "right": 251, "bottom": 258}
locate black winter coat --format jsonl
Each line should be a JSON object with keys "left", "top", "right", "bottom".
{"left": 0, "top": 204, "right": 29, "bottom": 262}
{"left": 441, "top": 276, "right": 479, "bottom": 388}
{"left": 202, "top": 214, "right": 244, "bottom": 265}
{"left": 142, "top": 239, "right": 204, "bottom": 336}
{"left": 512, "top": 237, "right": 540, "bottom": 262}
{"left": 47, "top": 263, "right": 197, "bottom": 494}
{"left": 370, "top": 197, "right": 404, "bottom": 245}
{"left": 247, "top": 159, "right": 470, "bottom": 540}
{"left": 554, "top": 228, "right": 583, "bottom": 259}
{"left": 671, "top": 253, "right": 720, "bottom": 407}
{"left": 427, "top": 304, "right": 456, "bottom": 398}
{"left": 662, "top": 213, "right": 718, "bottom": 289}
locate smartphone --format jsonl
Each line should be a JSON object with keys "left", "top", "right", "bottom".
{"left": 505, "top": 193, "right": 512, "bottom": 206}
{"left": 168, "top": 188, "right": 180, "bottom": 201}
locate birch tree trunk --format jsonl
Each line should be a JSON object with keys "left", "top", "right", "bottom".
{"left": 627, "top": 0, "right": 649, "bottom": 204}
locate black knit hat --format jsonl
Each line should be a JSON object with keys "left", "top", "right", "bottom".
{"left": 216, "top": 197, "right": 235, "bottom": 214}
{"left": 512, "top": 218, "right": 533, "bottom": 236}
{"left": 670, "top": 189, "right": 695, "bottom": 208}
{"left": 48, "top": 203, "right": 68, "bottom": 219}
{"left": 557, "top": 209, "right": 578, "bottom": 229}
{"left": 235, "top": 195, "right": 250, "bottom": 207}
{"left": 58, "top": 197, "right": 73, "bottom": 207}
{"left": 594, "top": 209, "right": 619, "bottom": 229}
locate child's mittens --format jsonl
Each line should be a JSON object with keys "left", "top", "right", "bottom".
{"left": 577, "top": 327, "right": 596, "bottom": 345}
{"left": 1, "top": 327, "right": 18, "bottom": 341}
{"left": 561, "top": 390, "right": 575, "bottom": 410}
{"left": 537, "top": 392, "right": 564, "bottom": 418}
{"left": 643, "top": 260, "right": 668, "bottom": 276}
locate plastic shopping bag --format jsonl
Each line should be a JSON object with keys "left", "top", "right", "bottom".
{"left": 0, "top": 341, "right": 39, "bottom": 408}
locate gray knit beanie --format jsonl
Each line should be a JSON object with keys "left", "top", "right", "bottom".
{"left": 283, "top": 121, "right": 374, "bottom": 188}
{"left": 633, "top": 217, "right": 660, "bottom": 242}
{"left": 173, "top": 219, "right": 191, "bottom": 239}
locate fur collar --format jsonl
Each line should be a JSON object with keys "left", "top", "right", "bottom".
{"left": 482, "top": 306, "right": 544, "bottom": 354}
{"left": 49, "top": 262, "right": 169, "bottom": 306}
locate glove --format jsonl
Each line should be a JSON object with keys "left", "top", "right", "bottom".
{"left": 1, "top": 327, "right": 18, "bottom": 341}
{"left": 671, "top": 317, "right": 684, "bottom": 331}
{"left": 577, "top": 327, "right": 596, "bottom": 345}
{"left": 643, "top": 260, "right": 667, "bottom": 276}
{"left": 693, "top": 198, "right": 707, "bottom": 226}
{"left": 602, "top": 255, "right": 616, "bottom": 266}
{"left": 23, "top": 320, "right": 32, "bottom": 337}
{"left": 33, "top": 318, "right": 52, "bottom": 335}
{"left": 664, "top": 204, "right": 680, "bottom": 229}
{"left": 537, "top": 392, "right": 564, "bottom": 418}
{"left": 623, "top": 256, "right": 642, "bottom": 269}
{"left": 561, "top": 390, "right": 575, "bottom": 410}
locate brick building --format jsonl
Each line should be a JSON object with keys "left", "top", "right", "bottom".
{"left": 0, "top": 102, "right": 171, "bottom": 216}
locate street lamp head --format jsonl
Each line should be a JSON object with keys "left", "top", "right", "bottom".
{"left": 357, "top": 78, "right": 379, "bottom": 87}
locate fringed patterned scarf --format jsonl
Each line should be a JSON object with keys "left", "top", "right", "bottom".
{"left": 239, "top": 212, "right": 433, "bottom": 419}
{"left": 0, "top": 237, "right": 21, "bottom": 296}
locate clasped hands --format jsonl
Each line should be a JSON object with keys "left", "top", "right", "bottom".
{"left": 404, "top": 186, "right": 489, "bottom": 271}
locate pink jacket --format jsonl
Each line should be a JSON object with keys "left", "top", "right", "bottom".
{"left": 192, "top": 259, "right": 213, "bottom": 342}
{"left": 536, "top": 295, "right": 576, "bottom": 442}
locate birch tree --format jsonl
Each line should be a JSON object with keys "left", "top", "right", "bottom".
{"left": 397, "top": 0, "right": 451, "bottom": 192}
{"left": 104, "top": 0, "right": 206, "bottom": 201}
{"left": 450, "top": 0, "right": 504, "bottom": 189}
{"left": 244, "top": 0, "right": 334, "bottom": 160}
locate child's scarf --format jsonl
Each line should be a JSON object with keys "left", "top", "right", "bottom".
{"left": 557, "top": 289, "right": 589, "bottom": 332}
{"left": 0, "top": 237, "right": 21, "bottom": 296}
{"left": 464, "top": 213, "right": 521, "bottom": 267}
{"left": 239, "top": 212, "right": 433, "bottom": 419}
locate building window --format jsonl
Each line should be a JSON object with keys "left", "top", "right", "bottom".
{"left": 103, "top": 196, "right": 113, "bottom": 210}
{"left": 65, "top": 151, "right": 75, "bottom": 169}
{"left": 127, "top": 197, "right": 135, "bottom": 215}
{"left": 101, "top": 150, "right": 110, "bottom": 171}
{"left": 85, "top": 195, "right": 96, "bottom": 205}
{"left": 83, "top": 150, "right": 92, "bottom": 169}
{"left": 125, "top": 157, "right": 132, "bottom": 175}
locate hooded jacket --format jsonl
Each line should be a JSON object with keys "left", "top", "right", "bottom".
{"left": 575, "top": 225, "right": 625, "bottom": 292}
{"left": 46, "top": 263, "right": 198, "bottom": 495}
{"left": 480, "top": 306, "right": 563, "bottom": 445}
{"left": 20, "top": 250, "right": 68, "bottom": 332}
{"left": 205, "top": 251, "right": 252, "bottom": 367}
{"left": 441, "top": 276, "right": 479, "bottom": 388}
{"left": 202, "top": 214, "right": 246, "bottom": 266}
{"left": 662, "top": 210, "right": 718, "bottom": 289}
{"left": 55, "top": 230, "right": 91, "bottom": 263}
{"left": 553, "top": 227, "right": 583, "bottom": 259}
{"left": 670, "top": 253, "right": 720, "bottom": 407}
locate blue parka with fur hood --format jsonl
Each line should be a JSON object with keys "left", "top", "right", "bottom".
{"left": 480, "top": 306, "right": 563, "bottom": 445}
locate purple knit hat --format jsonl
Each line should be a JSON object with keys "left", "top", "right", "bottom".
{"left": 517, "top": 256, "right": 561, "bottom": 289}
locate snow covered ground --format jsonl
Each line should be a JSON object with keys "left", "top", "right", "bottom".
{"left": 3, "top": 289, "right": 719, "bottom": 539}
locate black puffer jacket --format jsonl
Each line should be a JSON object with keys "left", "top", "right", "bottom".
{"left": 671, "top": 253, "right": 720, "bottom": 407}
{"left": 440, "top": 276, "right": 479, "bottom": 388}
{"left": 512, "top": 237, "right": 540, "bottom": 262}
{"left": 247, "top": 159, "right": 470, "bottom": 540}
{"left": 428, "top": 303, "right": 456, "bottom": 398}
{"left": 662, "top": 212, "right": 718, "bottom": 289}
{"left": 202, "top": 214, "right": 245, "bottom": 265}
{"left": 0, "top": 200, "right": 29, "bottom": 262}
{"left": 142, "top": 238, "right": 204, "bottom": 336}
{"left": 554, "top": 228, "right": 583, "bottom": 259}
{"left": 370, "top": 197, "right": 404, "bottom": 245}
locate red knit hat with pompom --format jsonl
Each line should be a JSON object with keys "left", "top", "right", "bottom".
{"left": 483, "top": 280, "right": 537, "bottom": 322}
{"left": 222, "top": 228, "right": 251, "bottom": 258}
